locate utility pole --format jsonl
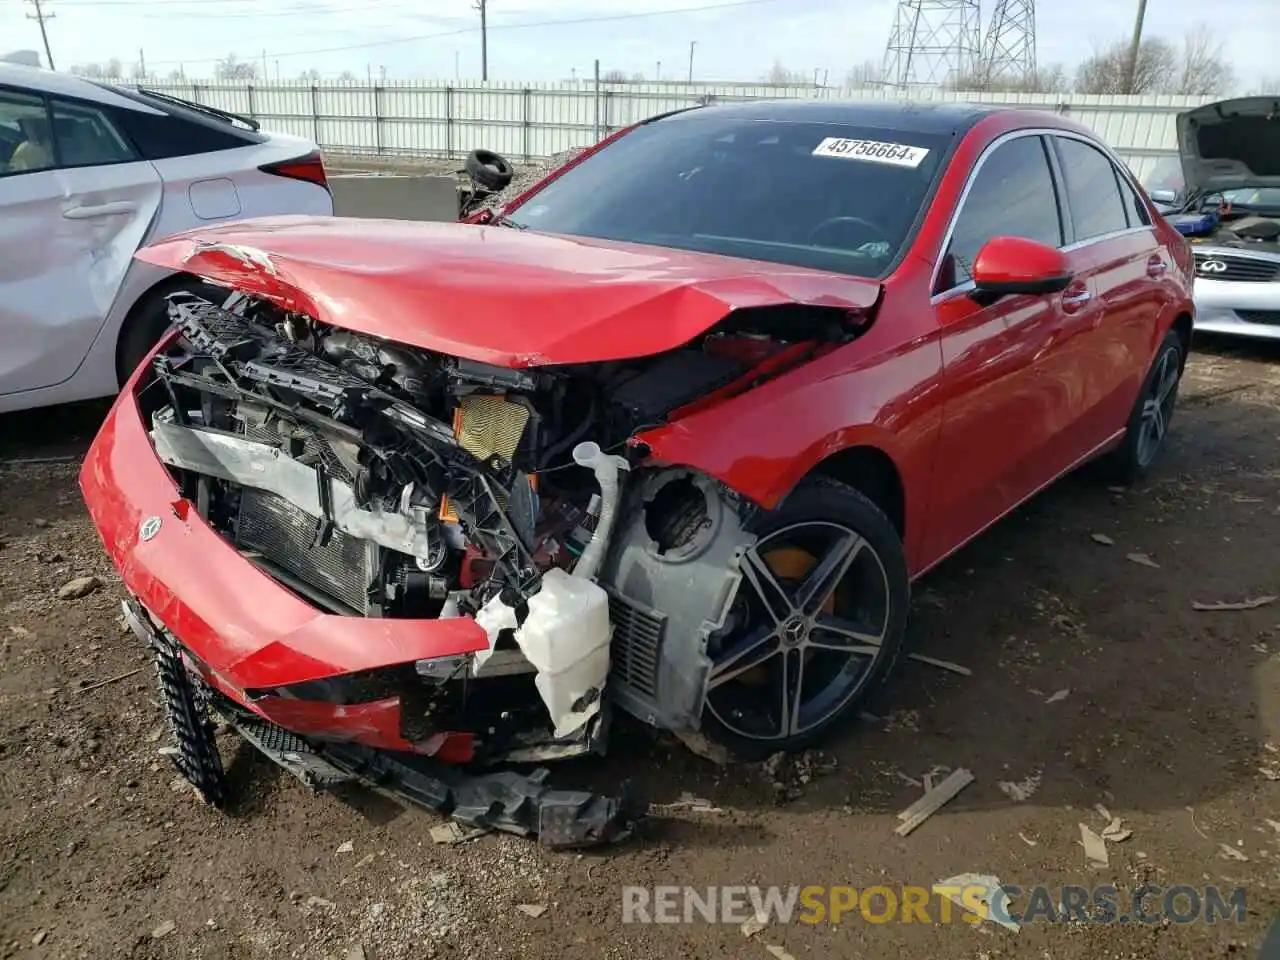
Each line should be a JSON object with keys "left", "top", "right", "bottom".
{"left": 1123, "top": 0, "right": 1148, "bottom": 94}
{"left": 26, "top": 0, "right": 56, "bottom": 71}
{"left": 138, "top": 48, "right": 146, "bottom": 79}
{"left": 475, "top": 0, "right": 488, "bottom": 81}
{"left": 261, "top": 48, "right": 268, "bottom": 81}
{"left": 687, "top": 40, "right": 697, "bottom": 82}
{"left": 656, "top": 60, "right": 661, "bottom": 81}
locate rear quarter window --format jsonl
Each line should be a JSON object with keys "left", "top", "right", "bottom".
{"left": 110, "top": 106, "right": 257, "bottom": 160}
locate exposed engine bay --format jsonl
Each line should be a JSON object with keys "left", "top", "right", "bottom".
{"left": 140, "top": 289, "right": 852, "bottom": 765}
{"left": 1185, "top": 210, "right": 1280, "bottom": 254}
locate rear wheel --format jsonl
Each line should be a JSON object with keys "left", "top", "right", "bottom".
{"left": 1101, "top": 329, "right": 1184, "bottom": 484}
{"left": 699, "top": 478, "right": 909, "bottom": 760}
{"left": 117, "top": 278, "right": 234, "bottom": 385}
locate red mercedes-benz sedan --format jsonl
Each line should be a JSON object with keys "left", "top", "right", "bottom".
{"left": 79, "top": 100, "right": 1193, "bottom": 842}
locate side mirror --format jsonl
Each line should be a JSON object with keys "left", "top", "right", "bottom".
{"left": 971, "top": 236, "right": 1072, "bottom": 299}
{"left": 1149, "top": 188, "right": 1178, "bottom": 204}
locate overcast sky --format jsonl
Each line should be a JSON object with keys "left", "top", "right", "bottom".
{"left": 1, "top": 0, "right": 1274, "bottom": 89}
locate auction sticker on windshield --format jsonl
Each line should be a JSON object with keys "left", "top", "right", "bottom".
{"left": 812, "top": 137, "right": 930, "bottom": 168}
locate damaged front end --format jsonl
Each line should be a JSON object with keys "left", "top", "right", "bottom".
{"left": 86, "top": 232, "right": 875, "bottom": 844}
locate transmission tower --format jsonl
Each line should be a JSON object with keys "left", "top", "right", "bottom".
{"left": 881, "top": 0, "right": 982, "bottom": 90}
{"left": 981, "top": 0, "right": 1037, "bottom": 87}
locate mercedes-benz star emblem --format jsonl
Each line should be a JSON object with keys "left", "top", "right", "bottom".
{"left": 1198, "top": 259, "right": 1228, "bottom": 274}
{"left": 139, "top": 516, "right": 162, "bottom": 542}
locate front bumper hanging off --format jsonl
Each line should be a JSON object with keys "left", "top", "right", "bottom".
{"left": 124, "top": 597, "right": 644, "bottom": 849}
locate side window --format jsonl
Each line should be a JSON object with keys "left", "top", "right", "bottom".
{"left": 940, "top": 135, "right": 1062, "bottom": 291}
{"left": 0, "top": 91, "right": 55, "bottom": 176}
{"left": 49, "top": 98, "right": 137, "bottom": 168}
{"left": 1055, "top": 137, "right": 1130, "bottom": 240}
{"left": 1114, "top": 167, "right": 1152, "bottom": 227}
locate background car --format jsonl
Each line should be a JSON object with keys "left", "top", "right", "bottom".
{"left": 0, "top": 63, "right": 333, "bottom": 414}
{"left": 1141, "top": 97, "right": 1280, "bottom": 341}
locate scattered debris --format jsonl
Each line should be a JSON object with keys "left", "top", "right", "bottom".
{"left": 907, "top": 653, "right": 972, "bottom": 676}
{"left": 895, "top": 768, "right": 974, "bottom": 836}
{"left": 657, "top": 792, "right": 725, "bottom": 814}
{"left": 1218, "top": 843, "right": 1250, "bottom": 862}
{"left": 1090, "top": 533, "right": 1115, "bottom": 545}
{"left": 57, "top": 576, "right": 102, "bottom": 600}
{"left": 921, "top": 764, "right": 950, "bottom": 792}
{"left": 76, "top": 667, "right": 144, "bottom": 694}
{"left": 1107, "top": 486, "right": 1127, "bottom": 494}
{"left": 764, "top": 945, "right": 797, "bottom": 960}
{"left": 1044, "top": 689, "right": 1070, "bottom": 704}
{"left": 1102, "top": 819, "right": 1132, "bottom": 843}
{"left": 9, "top": 624, "right": 33, "bottom": 640}
{"left": 1187, "top": 807, "right": 1211, "bottom": 840}
{"left": 32, "top": 931, "right": 47, "bottom": 946}
{"left": 429, "top": 821, "right": 490, "bottom": 844}
{"left": 1017, "top": 831, "right": 1038, "bottom": 847}
{"left": 997, "top": 773, "right": 1041, "bottom": 802}
{"left": 1192, "top": 596, "right": 1278, "bottom": 612}
{"left": 1095, "top": 804, "right": 1112, "bottom": 822}
{"left": 150, "top": 921, "right": 176, "bottom": 939}
{"left": 1264, "top": 819, "right": 1280, "bottom": 835}
{"left": 740, "top": 911, "right": 768, "bottom": 938}
{"left": 305, "top": 896, "right": 336, "bottom": 911}
{"left": 345, "top": 945, "right": 367, "bottom": 960}
{"left": 1126, "top": 552, "right": 1160, "bottom": 568}
{"left": 1080, "top": 824, "right": 1109, "bottom": 868}
{"left": 515, "top": 903, "right": 548, "bottom": 918}
{"left": 335, "top": 840, "right": 354, "bottom": 855}
{"left": 932, "top": 873, "right": 1020, "bottom": 931}
{"left": 1259, "top": 764, "right": 1280, "bottom": 782}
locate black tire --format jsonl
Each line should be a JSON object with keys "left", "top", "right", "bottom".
{"left": 1100, "top": 329, "right": 1185, "bottom": 485}
{"left": 117, "top": 278, "right": 230, "bottom": 385}
{"left": 698, "top": 476, "right": 909, "bottom": 761}
{"left": 464, "top": 149, "right": 514, "bottom": 192}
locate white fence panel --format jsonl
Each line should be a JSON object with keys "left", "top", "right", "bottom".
{"left": 133, "top": 79, "right": 1216, "bottom": 180}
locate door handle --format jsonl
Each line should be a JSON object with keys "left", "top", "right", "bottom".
{"left": 1060, "top": 289, "right": 1092, "bottom": 313}
{"left": 63, "top": 201, "right": 138, "bottom": 220}
{"left": 1146, "top": 256, "right": 1168, "bottom": 277}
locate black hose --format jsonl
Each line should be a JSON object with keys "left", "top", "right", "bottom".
{"left": 538, "top": 390, "right": 598, "bottom": 471}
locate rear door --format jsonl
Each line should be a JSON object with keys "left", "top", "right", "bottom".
{"left": 924, "top": 132, "right": 1078, "bottom": 564}
{"left": 1049, "top": 134, "right": 1164, "bottom": 446}
{"left": 0, "top": 88, "right": 162, "bottom": 396}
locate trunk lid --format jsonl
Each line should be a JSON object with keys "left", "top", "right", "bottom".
{"left": 134, "top": 216, "right": 881, "bottom": 367}
{"left": 1176, "top": 96, "right": 1280, "bottom": 197}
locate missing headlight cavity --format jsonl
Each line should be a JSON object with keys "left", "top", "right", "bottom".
{"left": 643, "top": 473, "right": 714, "bottom": 557}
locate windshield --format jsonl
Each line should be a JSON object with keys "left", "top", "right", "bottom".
{"left": 504, "top": 114, "right": 952, "bottom": 279}
{"left": 1143, "top": 156, "right": 1279, "bottom": 211}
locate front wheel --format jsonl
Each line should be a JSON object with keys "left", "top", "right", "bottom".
{"left": 1101, "top": 329, "right": 1185, "bottom": 484}
{"left": 698, "top": 478, "right": 909, "bottom": 761}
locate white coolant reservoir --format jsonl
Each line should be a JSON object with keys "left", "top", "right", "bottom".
{"left": 516, "top": 567, "right": 612, "bottom": 738}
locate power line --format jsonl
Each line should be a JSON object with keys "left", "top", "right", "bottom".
{"left": 146, "top": 0, "right": 785, "bottom": 67}
{"left": 25, "top": 0, "right": 57, "bottom": 71}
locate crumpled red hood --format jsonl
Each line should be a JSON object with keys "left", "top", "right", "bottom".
{"left": 135, "top": 216, "right": 881, "bottom": 367}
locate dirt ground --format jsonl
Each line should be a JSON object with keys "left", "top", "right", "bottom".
{"left": 2, "top": 335, "right": 1279, "bottom": 960}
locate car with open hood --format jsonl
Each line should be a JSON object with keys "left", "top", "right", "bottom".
{"left": 79, "top": 100, "right": 1195, "bottom": 846}
{"left": 1144, "top": 96, "right": 1280, "bottom": 340}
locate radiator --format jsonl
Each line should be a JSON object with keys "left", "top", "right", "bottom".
{"left": 235, "top": 488, "right": 373, "bottom": 613}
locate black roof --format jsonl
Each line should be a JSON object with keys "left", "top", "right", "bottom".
{"left": 656, "top": 98, "right": 996, "bottom": 136}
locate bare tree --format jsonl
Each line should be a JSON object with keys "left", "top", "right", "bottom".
{"left": 764, "top": 59, "right": 807, "bottom": 85}
{"left": 337, "top": 69, "right": 357, "bottom": 82}
{"left": 297, "top": 68, "right": 322, "bottom": 83}
{"left": 214, "top": 53, "right": 257, "bottom": 81}
{"left": 844, "top": 59, "right": 882, "bottom": 89}
{"left": 1247, "top": 76, "right": 1280, "bottom": 95}
{"left": 1075, "top": 37, "right": 1177, "bottom": 94}
{"left": 601, "top": 68, "right": 628, "bottom": 83}
{"left": 1173, "top": 30, "right": 1235, "bottom": 95}
{"left": 951, "top": 63, "right": 1069, "bottom": 93}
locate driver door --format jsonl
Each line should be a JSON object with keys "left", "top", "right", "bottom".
{"left": 922, "top": 133, "right": 1086, "bottom": 565}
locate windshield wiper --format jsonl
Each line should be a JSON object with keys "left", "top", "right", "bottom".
{"left": 136, "top": 88, "right": 261, "bottom": 132}
{"left": 489, "top": 213, "right": 528, "bottom": 230}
